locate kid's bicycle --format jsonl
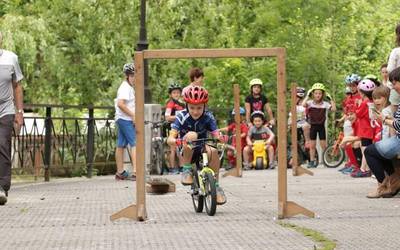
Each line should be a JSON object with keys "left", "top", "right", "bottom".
{"left": 322, "top": 131, "right": 345, "bottom": 168}
{"left": 145, "top": 120, "right": 167, "bottom": 175}
{"left": 181, "top": 138, "right": 222, "bottom": 216}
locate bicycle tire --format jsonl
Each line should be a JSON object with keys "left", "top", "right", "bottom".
{"left": 204, "top": 172, "right": 217, "bottom": 216}
{"left": 191, "top": 170, "right": 204, "bottom": 213}
{"left": 322, "top": 145, "right": 345, "bottom": 168}
{"left": 152, "top": 141, "right": 165, "bottom": 175}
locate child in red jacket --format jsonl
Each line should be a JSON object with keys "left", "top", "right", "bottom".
{"left": 351, "top": 79, "right": 377, "bottom": 177}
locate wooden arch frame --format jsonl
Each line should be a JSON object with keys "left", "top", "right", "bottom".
{"left": 110, "top": 48, "right": 314, "bottom": 221}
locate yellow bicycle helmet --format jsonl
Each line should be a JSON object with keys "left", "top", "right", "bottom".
{"left": 310, "top": 83, "right": 326, "bottom": 92}
{"left": 249, "top": 78, "right": 263, "bottom": 87}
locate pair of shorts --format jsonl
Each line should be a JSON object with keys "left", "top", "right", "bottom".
{"left": 116, "top": 119, "right": 136, "bottom": 147}
{"left": 310, "top": 124, "right": 326, "bottom": 140}
{"left": 361, "top": 138, "right": 373, "bottom": 147}
{"left": 177, "top": 141, "right": 204, "bottom": 164}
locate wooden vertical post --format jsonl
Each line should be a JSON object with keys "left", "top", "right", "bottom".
{"left": 223, "top": 84, "right": 242, "bottom": 178}
{"left": 110, "top": 51, "right": 147, "bottom": 221}
{"left": 291, "top": 84, "right": 313, "bottom": 177}
{"left": 277, "top": 50, "right": 314, "bottom": 219}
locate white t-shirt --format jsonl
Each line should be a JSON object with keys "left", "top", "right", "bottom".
{"left": 115, "top": 80, "right": 135, "bottom": 121}
{"left": 381, "top": 105, "right": 393, "bottom": 140}
{"left": 388, "top": 47, "right": 400, "bottom": 73}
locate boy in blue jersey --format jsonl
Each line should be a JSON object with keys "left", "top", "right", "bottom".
{"left": 167, "top": 86, "right": 227, "bottom": 205}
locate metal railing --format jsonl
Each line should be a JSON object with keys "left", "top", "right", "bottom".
{"left": 12, "top": 104, "right": 116, "bottom": 181}
{"left": 11, "top": 104, "right": 231, "bottom": 181}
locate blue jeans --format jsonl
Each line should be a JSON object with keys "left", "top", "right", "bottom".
{"left": 375, "top": 136, "right": 400, "bottom": 160}
{"left": 116, "top": 119, "right": 136, "bottom": 147}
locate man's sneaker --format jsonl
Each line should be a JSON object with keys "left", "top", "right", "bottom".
{"left": 0, "top": 187, "right": 8, "bottom": 206}
{"left": 181, "top": 167, "right": 193, "bottom": 185}
{"left": 216, "top": 186, "right": 227, "bottom": 205}
{"left": 351, "top": 169, "right": 371, "bottom": 178}
{"left": 115, "top": 170, "right": 136, "bottom": 181}
{"left": 169, "top": 167, "right": 180, "bottom": 175}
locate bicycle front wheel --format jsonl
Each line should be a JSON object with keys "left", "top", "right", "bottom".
{"left": 191, "top": 170, "right": 204, "bottom": 213}
{"left": 323, "top": 145, "right": 345, "bottom": 168}
{"left": 204, "top": 172, "right": 217, "bottom": 216}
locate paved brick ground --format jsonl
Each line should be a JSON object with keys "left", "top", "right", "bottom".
{"left": 1, "top": 167, "right": 399, "bottom": 250}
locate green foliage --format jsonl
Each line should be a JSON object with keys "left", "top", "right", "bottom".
{"left": 0, "top": 0, "right": 399, "bottom": 110}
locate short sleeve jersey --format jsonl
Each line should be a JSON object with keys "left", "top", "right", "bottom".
{"left": 114, "top": 81, "right": 135, "bottom": 121}
{"left": 245, "top": 94, "right": 269, "bottom": 113}
{"left": 171, "top": 109, "right": 218, "bottom": 139}
{"left": 306, "top": 100, "right": 331, "bottom": 125}
{"left": 248, "top": 126, "right": 273, "bottom": 141}
{"left": 227, "top": 122, "right": 249, "bottom": 149}
{"left": 165, "top": 98, "right": 185, "bottom": 117}
{"left": 0, "top": 49, "right": 24, "bottom": 117}
{"left": 342, "top": 93, "right": 362, "bottom": 115}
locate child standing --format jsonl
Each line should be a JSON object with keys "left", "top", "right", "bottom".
{"left": 351, "top": 79, "right": 376, "bottom": 178}
{"left": 245, "top": 78, "right": 275, "bottom": 127}
{"left": 288, "top": 87, "right": 311, "bottom": 146}
{"left": 338, "top": 74, "right": 362, "bottom": 173}
{"left": 243, "top": 111, "right": 276, "bottom": 169}
{"left": 218, "top": 107, "right": 249, "bottom": 169}
{"left": 302, "top": 83, "right": 336, "bottom": 168}
{"left": 182, "top": 67, "right": 204, "bottom": 95}
{"left": 164, "top": 82, "right": 185, "bottom": 174}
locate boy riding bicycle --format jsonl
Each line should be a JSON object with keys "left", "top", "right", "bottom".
{"left": 167, "top": 86, "right": 227, "bottom": 205}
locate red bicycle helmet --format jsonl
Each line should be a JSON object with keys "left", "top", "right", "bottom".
{"left": 183, "top": 86, "right": 209, "bottom": 104}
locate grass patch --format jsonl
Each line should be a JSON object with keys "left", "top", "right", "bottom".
{"left": 277, "top": 222, "right": 336, "bottom": 250}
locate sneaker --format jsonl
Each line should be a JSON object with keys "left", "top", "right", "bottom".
{"left": 307, "top": 160, "right": 317, "bottom": 168}
{"left": 0, "top": 187, "right": 8, "bottom": 206}
{"left": 341, "top": 166, "right": 355, "bottom": 174}
{"left": 216, "top": 186, "right": 227, "bottom": 205}
{"left": 269, "top": 161, "right": 277, "bottom": 169}
{"left": 115, "top": 170, "right": 136, "bottom": 181}
{"left": 338, "top": 164, "right": 351, "bottom": 172}
{"left": 181, "top": 167, "right": 193, "bottom": 185}
{"left": 243, "top": 162, "right": 251, "bottom": 171}
{"left": 351, "top": 169, "right": 371, "bottom": 178}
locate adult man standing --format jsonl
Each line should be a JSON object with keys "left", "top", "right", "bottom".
{"left": 114, "top": 63, "right": 136, "bottom": 180}
{"left": 0, "top": 31, "right": 24, "bottom": 205}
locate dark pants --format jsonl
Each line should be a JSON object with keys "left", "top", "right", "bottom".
{"left": 364, "top": 144, "right": 394, "bottom": 183}
{"left": 0, "top": 115, "right": 14, "bottom": 192}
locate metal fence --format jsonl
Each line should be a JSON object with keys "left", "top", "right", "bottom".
{"left": 11, "top": 104, "right": 231, "bottom": 181}
{"left": 12, "top": 104, "right": 116, "bottom": 181}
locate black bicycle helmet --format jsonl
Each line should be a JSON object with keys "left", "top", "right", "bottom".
{"left": 168, "top": 82, "right": 182, "bottom": 94}
{"left": 123, "top": 63, "right": 135, "bottom": 75}
{"left": 296, "top": 87, "right": 306, "bottom": 98}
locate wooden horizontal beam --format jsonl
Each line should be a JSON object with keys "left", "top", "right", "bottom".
{"left": 143, "top": 48, "right": 284, "bottom": 59}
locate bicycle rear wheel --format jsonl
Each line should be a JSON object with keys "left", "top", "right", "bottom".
{"left": 204, "top": 172, "right": 217, "bottom": 216}
{"left": 323, "top": 145, "right": 345, "bottom": 168}
{"left": 191, "top": 170, "right": 204, "bottom": 213}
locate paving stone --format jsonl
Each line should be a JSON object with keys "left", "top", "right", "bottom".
{"left": 1, "top": 167, "right": 399, "bottom": 249}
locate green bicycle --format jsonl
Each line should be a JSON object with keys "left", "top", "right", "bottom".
{"left": 187, "top": 138, "right": 219, "bottom": 216}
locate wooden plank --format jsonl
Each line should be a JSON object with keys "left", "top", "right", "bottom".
{"left": 134, "top": 51, "right": 147, "bottom": 220}
{"left": 277, "top": 49, "right": 288, "bottom": 219}
{"left": 110, "top": 205, "right": 137, "bottom": 221}
{"left": 143, "top": 48, "right": 282, "bottom": 59}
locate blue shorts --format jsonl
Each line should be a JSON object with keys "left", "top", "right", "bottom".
{"left": 116, "top": 119, "right": 136, "bottom": 147}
